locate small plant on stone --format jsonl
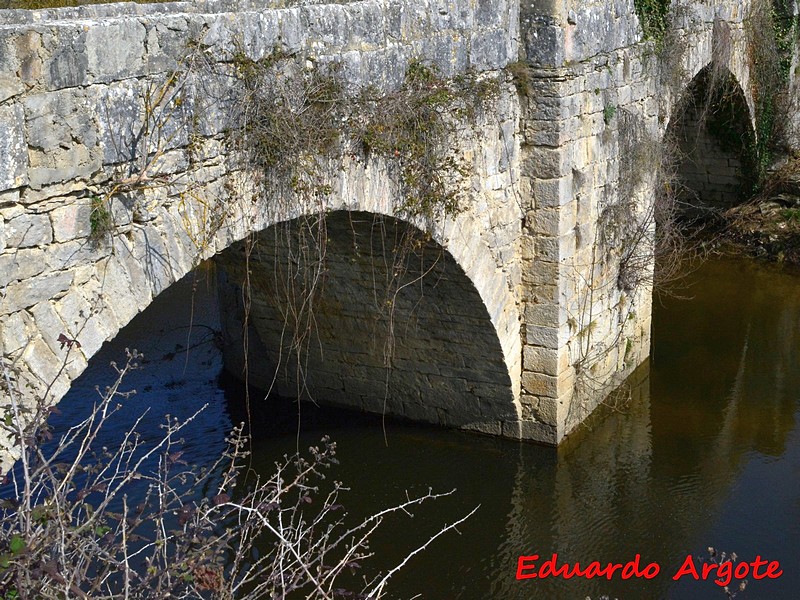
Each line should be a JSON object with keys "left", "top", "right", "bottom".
{"left": 603, "top": 104, "right": 617, "bottom": 125}
{"left": 88, "top": 195, "right": 112, "bottom": 243}
{"left": 354, "top": 60, "right": 493, "bottom": 221}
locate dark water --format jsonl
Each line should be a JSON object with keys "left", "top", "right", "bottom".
{"left": 47, "top": 256, "right": 800, "bottom": 599}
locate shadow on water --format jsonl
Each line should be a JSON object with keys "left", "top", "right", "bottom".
{"left": 25, "top": 255, "right": 800, "bottom": 599}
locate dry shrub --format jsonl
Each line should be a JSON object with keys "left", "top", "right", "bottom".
{"left": 0, "top": 351, "right": 475, "bottom": 599}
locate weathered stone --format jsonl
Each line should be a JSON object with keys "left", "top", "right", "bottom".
{"left": 95, "top": 257, "right": 140, "bottom": 328}
{"left": 0, "top": 103, "right": 27, "bottom": 191}
{"left": 22, "top": 336, "right": 68, "bottom": 392}
{"left": 0, "top": 271, "right": 73, "bottom": 315}
{"left": 0, "top": 247, "right": 46, "bottom": 286}
{"left": 20, "top": 180, "right": 94, "bottom": 205}
{"left": 29, "top": 301, "right": 71, "bottom": 362}
{"left": 0, "top": 75, "right": 24, "bottom": 103}
{"left": 28, "top": 145, "right": 99, "bottom": 189}
{"left": 55, "top": 288, "right": 113, "bottom": 358}
{"left": 85, "top": 20, "right": 146, "bottom": 83}
{"left": 45, "top": 27, "right": 89, "bottom": 89}
{"left": 4, "top": 212, "right": 53, "bottom": 248}
{"left": 0, "top": 310, "right": 31, "bottom": 356}
{"left": 50, "top": 198, "right": 92, "bottom": 242}
{"left": 523, "top": 344, "right": 559, "bottom": 376}
{"left": 521, "top": 372, "right": 559, "bottom": 398}
{"left": 14, "top": 31, "right": 43, "bottom": 86}
{"left": 526, "top": 325, "right": 559, "bottom": 349}
{"left": 45, "top": 239, "right": 102, "bottom": 271}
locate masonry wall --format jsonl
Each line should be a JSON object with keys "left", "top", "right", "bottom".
{"left": 513, "top": 0, "right": 756, "bottom": 442}
{"left": 0, "top": 0, "right": 535, "bottom": 464}
{"left": 671, "top": 102, "right": 746, "bottom": 211}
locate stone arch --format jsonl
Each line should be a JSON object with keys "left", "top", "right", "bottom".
{"left": 657, "top": 2, "right": 757, "bottom": 135}
{"left": 664, "top": 62, "right": 756, "bottom": 213}
{"left": 4, "top": 151, "right": 523, "bottom": 443}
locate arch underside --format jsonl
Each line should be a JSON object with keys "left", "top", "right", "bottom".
{"left": 666, "top": 63, "right": 755, "bottom": 213}
{"left": 216, "top": 211, "right": 520, "bottom": 432}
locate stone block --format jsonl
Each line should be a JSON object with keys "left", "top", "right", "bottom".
{"left": 527, "top": 207, "right": 559, "bottom": 236}
{"left": 0, "top": 103, "right": 28, "bottom": 191}
{"left": 533, "top": 176, "right": 573, "bottom": 209}
{"left": 470, "top": 28, "right": 509, "bottom": 71}
{"left": 20, "top": 180, "right": 92, "bottom": 205}
{"left": 523, "top": 344, "right": 559, "bottom": 376}
{"left": 50, "top": 198, "right": 92, "bottom": 242}
{"left": 92, "top": 83, "right": 144, "bottom": 165}
{"left": 0, "top": 74, "right": 24, "bottom": 104}
{"left": 44, "top": 27, "right": 89, "bottom": 89}
{"left": 537, "top": 233, "right": 573, "bottom": 262}
{"left": 22, "top": 336, "right": 64, "bottom": 389}
{"left": 0, "top": 310, "right": 31, "bottom": 356}
{"left": 525, "top": 325, "right": 559, "bottom": 349}
{"left": 0, "top": 271, "right": 73, "bottom": 316}
{"left": 518, "top": 419, "right": 557, "bottom": 443}
{"left": 535, "top": 395, "right": 560, "bottom": 424}
{"left": 0, "top": 247, "right": 46, "bottom": 286}
{"left": 522, "top": 371, "right": 558, "bottom": 398}
{"left": 524, "top": 301, "right": 559, "bottom": 327}
{"left": 523, "top": 257, "right": 559, "bottom": 287}
{"left": 523, "top": 22, "right": 565, "bottom": 67}
{"left": 525, "top": 146, "right": 570, "bottom": 179}
{"left": 462, "top": 420, "right": 503, "bottom": 436}
{"left": 28, "top": 300, "right": 71, "bottom": 360}
{"left": 55, "top": 287, "right": 115, "bottom": 358}
{"left": 5, "top": 213, "right": 53, "bottom": 248}
{"left": 85, "top": 20, "right": 146, "bottom": 83}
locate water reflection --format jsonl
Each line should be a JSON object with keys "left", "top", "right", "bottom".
{"left": 43, "top": 256, "right": 800, "bottom": 599}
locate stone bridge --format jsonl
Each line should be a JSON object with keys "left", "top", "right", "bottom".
{"left": 0, "top": 0, "right": 767, "bottom": 461}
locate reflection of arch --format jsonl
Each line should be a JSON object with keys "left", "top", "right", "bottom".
{"left": 217, "top": 210, "right": 521, "bottom": 431}
{"left": 665, "top": 63, "right": 756, "bottom": 213}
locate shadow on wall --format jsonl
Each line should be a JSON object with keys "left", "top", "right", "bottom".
{"left": 665, "top": 64, "right": 756, "bottom": 217}
{"left": 214, "top": 210, "right": 518, "bottom": 433}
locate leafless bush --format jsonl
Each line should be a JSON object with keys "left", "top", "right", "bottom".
{"left": 0, "top": 351, "right": 475, "bottom": 599}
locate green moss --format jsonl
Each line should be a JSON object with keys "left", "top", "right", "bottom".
{"left": 780, "top": 208, "right": 800, "bottom": 222}
{"left": 89, "top": 195, "right": 112, "bottom": 242}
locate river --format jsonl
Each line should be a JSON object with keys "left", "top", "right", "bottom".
{"left": 44, "top": 255, "right": 800, "bottom": 599}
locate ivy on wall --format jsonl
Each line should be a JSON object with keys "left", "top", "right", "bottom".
{"left": 633, "top": 0, "right": 671, "bottom": 42}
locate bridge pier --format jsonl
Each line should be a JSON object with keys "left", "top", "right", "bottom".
{"left": 514, "top": 0, "right": 657, "bottom": 441}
